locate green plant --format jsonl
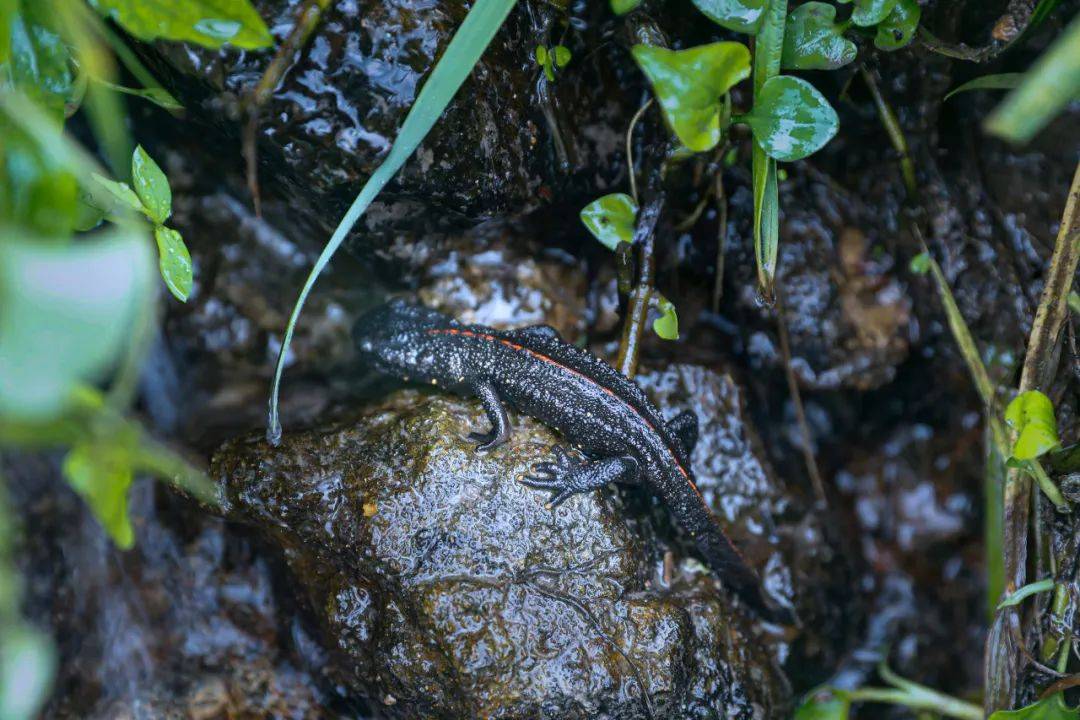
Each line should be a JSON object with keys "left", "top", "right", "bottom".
{"left": 535, "top": 44, "right": 570, "bottom": 82}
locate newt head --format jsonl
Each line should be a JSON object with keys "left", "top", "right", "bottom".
{"left": 352, "top": 299, "right": 459, "bottom": 382}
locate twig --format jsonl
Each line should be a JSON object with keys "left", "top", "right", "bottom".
{"left": 776, "top": 287, "right": 827, "bottom": 508}
{"left": 243, "top": 0, "right": 333, "bottom": 216}
{"left": 616, "top": 190, "right": 664, "bottom": 378}
{"left": 989, "top": 159, "right": 1080, "bottom": 712}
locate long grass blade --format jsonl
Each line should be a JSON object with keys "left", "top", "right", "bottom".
{"left": 267, "top": 0, "right": 519, "bottom": 443}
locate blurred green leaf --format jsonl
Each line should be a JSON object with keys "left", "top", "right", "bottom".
{"left": 0, "top": 123, "right": 78, "bottom": 237}
{"left": 851, "top": 0, "right": 898, "bottom": 27}
{"left": 986, "top": 14, "right": 1080, "bottom": 143}
{"left": 0, "top": 1, "right": 14, "bottom": 64}
{"left": 153, "top": 226, "right": 192, "bottom": 302}
{"left": 652, "top": 297, "right": 679, "bottom": 340}
{"left": 743, "top": 75, "right": 839, "bottom": 161}
{"left": 1005, "top": 390, "right": 1060, "bottom": 461}
{"left": 0, "top": 229, "right": 154, "bottom": 420}
{"left": 62, "top": 440, "right": 135, "bottom": 548}
{"left": 610, "top": 0, "right": 643, "bottom": 14}
{"left": 874, "top": 0, "right": 920, "bottom": 51}
{"left": 631, "top": 42, "right": 751, "bottom": 152}
{"left": 909, "top": 251, "right": 930, "bottom": 274}
{"left": 88, "top": 0, "right": 273, "bottom": 50}
{"left": 0, "top": 623, "right": 54, "bottom": 720}
{"left": 580, "top": 193, "right": 637, "bottom": 250}
{"left": 690, "top": 0, "right": 767, "bottom": 34}
{"left": 93, "top": 78, "right": 183, "bottom": 111}
{"left": 0, "top": 7, "right": 74, "bottom": 120}
{"left": 989, "top": 694, "right": 1079, "bottom": 719}
{"left": 89, "top": 172, "right": 143, "bottom": 214}
{"left": 782, "top": 2, "right": 856, "bottom": 70}
{"left": 945, "top": 73, "right": 1024, "bottom": 101}
{"left": 795, "top": 689, "right": 851, "bottom": 720}
{"left": 131, "top": 145, "right": 171, "bottom": 224}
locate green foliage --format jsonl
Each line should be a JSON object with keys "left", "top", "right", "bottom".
{"left": 742, "top": 75, "right": 839, "bottom": 161}
{"left": 1005, "top": 390, "right": 1061, "bottom": 461}
{"left": 996, "top": 578, "right": 1055, "bottom": 610}
{"left": 63, "top": 441, "right": 135, "bottom": 548}
{"left": 750, "top": 0, "right": 785, "bottom": 299}
{"left": 132, "top": 145, "right": 171, "bottom": 224}
{"left": 850, "top": 0, "right": 898, "bottom": 27}
{"left": 989, "top": 694, "right": 1080, "bottom": 720}
{"left": 795, "top": 690, "right": 850, "bottom": 720}
{"left": 610, "top": 0, "right": 643, "bottom": 15}
{"left": 87, "top": 0, "right": 273, "bottom": 49}
{"left": 630, "top": 43, "right": 750, "bottom": 152}
{"left": 946, "top": 73, "right": 1024, "bottom": 101}
{"left": 874, "top": 0, "right": 920, "bottom": 50}
{"left": 782, "top": 2, "right": 856, "bottom": 70}
{"left": 909, "top": 251, "right": 931, "bottom": 274}
{"left": 154, "top": 227, "right": 193, "bottom": 302}
{"left": 91, "top": 78, "right": 183, "bottom": 111}
{"left": 269, "top": 0, "right": 520, "bottom": 442}
{"left": 580, "top": 193, "right": 638, "bottom": 250}
{"left": 535, "top": 44, "right": 570, "bottom": 82}
{"left": 0, "top": 231, "right": 154, "bottom": 420}
{"left": 0, "top": 5, "right": 75, "bottom": 120}
{"left": 652, "top": 297, "right": 679, "bottom": 340}
{"left": 986, "top": 12, "right": 1080, "bottom": 143}
{"left": 689, "top": 0, "right": 768, "bottom": 35}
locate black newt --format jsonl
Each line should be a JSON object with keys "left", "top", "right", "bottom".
{"left": 354, "top": 300, "right": 793, "bottom": 624}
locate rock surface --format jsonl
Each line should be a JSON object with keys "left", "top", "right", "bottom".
{"left": 209, "top": 363, "right": 842, "bottom": 718}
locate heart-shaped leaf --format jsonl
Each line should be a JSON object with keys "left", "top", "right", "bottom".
{"left": 782, "top": 2, "right": 857, "bottom": 70}
{"left": 631, "top": 42, "right": 751, "bottom": 152}
{"left": 742, "top": 76, "right": 839, "bottom": 161}
{"left": 874, "top": 0, "right": 921, "bottom": 50}
{"left": 851, "top": 0, "right": 898, "bottom": 27}
{"left": 1005, "top": 390, "right": 1060, "bottom": 461}
{"left": 580, "top": 193, "right": 638, "bottom": 250}
{"left": 690, "top": 0, "right": 768, "bottom": 34}
{"left": 652, "top": 297, "right": 679, "bottom": 340}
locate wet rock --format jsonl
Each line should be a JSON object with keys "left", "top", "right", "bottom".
{"left": 211, "top": 369, "right": 800, "bottom": 718}
{"left": 143, "top": 0, "right": 632, "bottom": 242}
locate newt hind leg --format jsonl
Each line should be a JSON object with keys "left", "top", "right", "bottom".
{"left": 468, "top": 379, "right": 511, "bottom": 452}
{"left": 520, "top": 447, "right": 640, "bottom": 508}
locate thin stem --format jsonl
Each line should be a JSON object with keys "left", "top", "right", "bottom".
{"left": 1026, "top": 459, "right": 1069, "bottom": 512}
{"left": 711, "top": 170, "right": 727, "bottom": 314}
{"left": 625, "top": 98, "right": 653, "bottom": 206}
{"left": 847, "top": 688, "right": 982, "bottom": 720}
{"left": 861, "top": 66, "right": 917, "bottom": 199}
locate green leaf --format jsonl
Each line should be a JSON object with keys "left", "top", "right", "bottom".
{"left": 690, "top": 0, "right": 768, "bottom": 34}
{"left": 93, "top": 79, "right": 184, "bottom": 111}
{"left": 743, "top": 75, "right": 839, "bottom": 161}
{"left": 1005, "top": 390, "right": 1061, "bottom": 461}
{"left": 153, "top": 226, "right": 193, "bottom": 302}
{"left": 0, "top": 624, "right": 55, "bottom": 720}
{"left": 62, "top": 441, "right": 136, "bottom": 548}
{"left": 795, "top": 689, "right": 851, "bottom": 720}
{"left": 851, "top": 0, "right": 898, "bottom": 27}
{"left": 782, "top": 2, "right": 856, "bottom": 70}
{"left": 631, "top": 42, "right": 751, "bottom": 152}
{"left": 131, "top": 145, "right": 171, "bottom": 224}
{"left": 996, "top": 578, "right": 1055, "bottom": 610}
{"left": 0, "top": 122, "right": 78, "bottom": 237}
{"left": 986, "top": 14, "right": 1080, "bottom": 143}
{"left": 0, "top": 229, "right": 153, "bottom": 420}
{"left": 945, "top": 73, "right": 1024, "bottom": 101}
{"left": 989, "top": 694, "right": 1080, "bottom": 719}
{"left": 610, "top": 0, "right": 643, "bottom": 14}
{"left": 909, "top": 251, "right": 930, "bottom": 274}
{"left": 874, "top": 0, "right": 921, "bottom": 51}
{"left": 652, "top": 297, "right": 679, "bottom": 340}
{"left": 0, "top": 9, "right": 75, "bottom": 121}
{"left": 87, "top": 0, "right": 273, "bottom": 50}
{"left": 535, "top": 44, "right": 548, "bottom": 65}
{"left": 751, "top": 0, "right": 786, "bottom": 300}
{"left": 552, "top": 45, "right": 571, "bottom": 67}
{"left": 580, "top": 193, "right": 638, "bottom": 250}
{"left": 268, "top": 0, "right": 520, "bottom": 443}
{"left": 89, "top": 172, "right": 143, "bottom": 214}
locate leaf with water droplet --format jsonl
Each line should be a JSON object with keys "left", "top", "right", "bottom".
{"left": 632, "top": 42, "right": 751, "bottom": 152}
{"left": 87, "top": 0, "right": 272, "bottom": 49}
{"left": 850, "top": 0, "right": 898, "bottom": 27}
{"left": 782, "top": 2, "right": 856, "bottom": 70}
{"left": 874, "top": 0, "right": 920, "bottom": 50}
{"left": 132, "top": 145, "right": 171, "bottom": 225}
{"left": 742, "top": 76, "right": 839, "bottom": 161}
{"left": 154, "top": 226, "right": 193, "bottom": 302}
{"left": 690, "top": 0, "right": 768, "bottom": 34}
{"left": 580, "top": 193, "right": 638, "bottom": 250}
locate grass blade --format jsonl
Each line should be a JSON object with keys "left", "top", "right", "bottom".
{"left": 267, "top": 0, "right": 519, "bottom": 443}
{"left": 751, "top": 0, "right": 786, "bottom": 300}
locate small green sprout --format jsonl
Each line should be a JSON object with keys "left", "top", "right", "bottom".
{"left": 1005, "top": 390, "right": 1061, "bottom": 461}
{"left": 535, "top": 45, "right": 571, "bottom": 82}
{"left": 652, "top": 297, "right": 679, "bottom": 340}
{"left": 909, "top": 251, "right": 931, "bottom": 274}
{"left": 580, "top": 193, "right": 638, "bottom": 250}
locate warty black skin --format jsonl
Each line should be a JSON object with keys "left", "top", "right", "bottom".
{"left": 354, "top": 299, "right": 793, "bottom": 624}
